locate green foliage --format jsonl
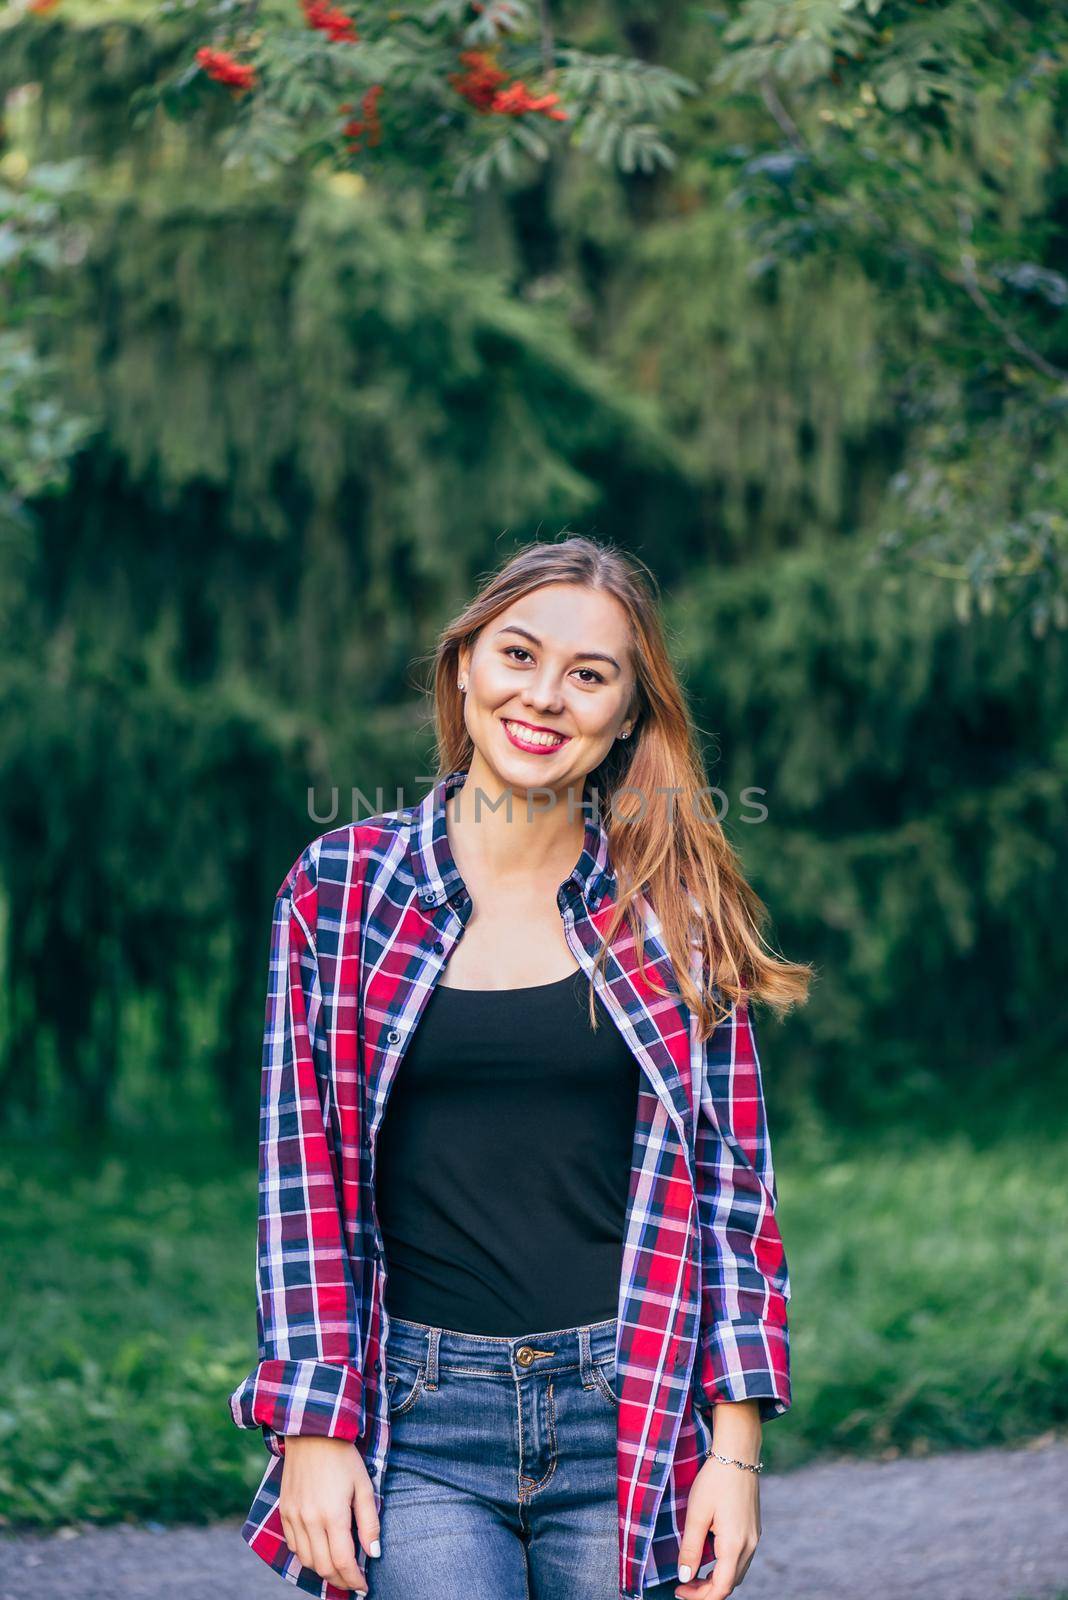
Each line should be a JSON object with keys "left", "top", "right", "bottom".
{"left": 453, "top": 52, "right": 693, "bottom": 188}
{"left": 0, "top": 0, "right": 1065, "bottom": 1142}
{"left": 673, "top": 538, "right": 1068, "bottom": 1122}
{"left": 717, "top": 0, "right": 877, "bottom": 89}
{"left": 426, "top": 0, "right": 533, "bottom": 48}
{"left": 46, "top": 171, "right": 682, "bottom": 557}
{"left": 555, "top": 48, "right": 692, "bottom": 174}
{"left": 0, "top": 160, "right": 97, "bottom": 508}
{"left": 0, "top": 132, "right": 690, "bottom": 1136}
{"left": 612, "top": 187, "right": 891, "bottom": 549}
{"left": 25, "top": 0, "right": 701, "bottom": 195}
{"left": 707, "top": 0, "right": 1068, "bottom": 631}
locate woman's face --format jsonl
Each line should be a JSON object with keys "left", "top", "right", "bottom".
{"left": 457, "top": 582, "right": 637, "bottom": 794}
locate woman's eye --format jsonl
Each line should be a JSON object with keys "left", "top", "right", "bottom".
{"left": 502, "top": 647, "right": 603, "bottom": 685}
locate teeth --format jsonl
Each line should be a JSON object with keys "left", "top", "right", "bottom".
{"left": 504, "top": 719, "right": 567, "bottom": 748}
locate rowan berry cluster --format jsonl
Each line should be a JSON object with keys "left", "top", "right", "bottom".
{"left": 195, "top": 47, "right": 257, "bottom": 95}
{"left": 449, "top": 49, "right": 567, "bottom": 120}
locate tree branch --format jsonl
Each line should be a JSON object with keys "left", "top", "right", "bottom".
{"left": 760, "top": 72, "right": 805, "bottom": 152}
{"left": 539, "top": 0, "right": 554, "bottom": 79}
{"left": 956, "top": 203, "right": 1068, "bottom": 383}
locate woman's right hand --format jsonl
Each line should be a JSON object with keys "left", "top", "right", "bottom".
{"left": 278, "top": 1435, "right": 380, "bottom": 1594}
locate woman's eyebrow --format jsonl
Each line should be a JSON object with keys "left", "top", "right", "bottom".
{"left": 493, "top": 624, "right": 622, "bottom": 672}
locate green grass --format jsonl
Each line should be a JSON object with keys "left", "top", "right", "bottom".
{"left": 0, "top": 1122, "right": 1065, "bottom": 1527}
{"left": 772, "top": 1121, "right": 1068, "bottom": 1467}
{"left": 0, "top": 1136, "right": 258, "bottom": 1529}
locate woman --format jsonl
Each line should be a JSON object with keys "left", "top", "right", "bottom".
{"left": 229, "top": 536, "right": 812, "bottom": 1600}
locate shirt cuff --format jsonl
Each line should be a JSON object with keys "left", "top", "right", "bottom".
{"left": 229, "top": 1357, "right": 366, "bottom": 1450}
{"left": 694, "top": 1314, "right": 792, "bottom": 1423}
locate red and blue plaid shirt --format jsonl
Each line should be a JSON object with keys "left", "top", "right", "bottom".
{"left": 229, "top": 766, "right": 792, "bottom": 1598}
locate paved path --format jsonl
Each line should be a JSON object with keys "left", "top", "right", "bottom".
{"left": 3, "top": 1437, "right": 1066, "bottom": 1599}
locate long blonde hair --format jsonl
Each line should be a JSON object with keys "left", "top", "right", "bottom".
{"left": 424, "top": 535, "right": 813, "bottom": 1041}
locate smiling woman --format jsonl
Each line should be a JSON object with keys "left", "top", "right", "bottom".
{"left": 489, "top": 614, "right": 625, "bottom": 753}
{"left": 429, "top": 538, "right": 810, "bottom": 1030}
{"left": 439, "top": 579, "right": 642, "bottom": 990}
{"left": 228, "top": 534, "right": 812, "bottom": 1600}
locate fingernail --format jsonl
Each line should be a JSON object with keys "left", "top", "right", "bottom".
{"left": 370, "top": 1538, "right": 381, "bottom": 1557}
{"left": 678, "top": 1564, "right": 692, "bottom": 1581}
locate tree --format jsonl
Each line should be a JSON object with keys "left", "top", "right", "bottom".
{"left": 133, "top": 0, "right": 696, "bottom": 193}
{"left": 708, "top": 0, "right": 1068, "bottom": 634}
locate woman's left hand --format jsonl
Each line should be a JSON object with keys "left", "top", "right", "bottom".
{"left": 673, "top": 1454, "right": 761, "bottom": 1599}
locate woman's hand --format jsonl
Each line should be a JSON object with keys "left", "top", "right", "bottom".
{"left": 673, "top": 1456, "right": 761, "bottom": 1598}
{"left": 278, "top": 1435, "right": 380, "bottom": 1594}
{"left": 674, "top": 1401, "right": 763, "bottom": 1599}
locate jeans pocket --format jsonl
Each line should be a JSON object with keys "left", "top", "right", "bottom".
{"left": 386, "top": 1358, "right": 426, "bottom": 1417}
{"left": 591, "top": 1356, "right": 620, "bottom": 1408}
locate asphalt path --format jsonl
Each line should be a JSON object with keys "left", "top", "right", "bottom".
{"left": 3, "top": 1436, "right": 1065, "bottom": 1600}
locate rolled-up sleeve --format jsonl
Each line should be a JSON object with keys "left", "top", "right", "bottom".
{"left": 228, "top": 870, "right": 365, "bottom": 1457}
{"left": 692, "top": 993, "right": 792, "bottom": 1423}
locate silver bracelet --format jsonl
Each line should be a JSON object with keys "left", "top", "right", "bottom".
{"left": 704, "top": 1448, "right": 764, "bottom": 1473}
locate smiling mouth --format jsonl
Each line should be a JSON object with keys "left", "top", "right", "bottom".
{"left": 501, "top": 717, "right": 571, "bottom": 752}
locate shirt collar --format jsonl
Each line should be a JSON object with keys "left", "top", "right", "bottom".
{"left": 408, "top": 766, "right": 616, "bottom": 913}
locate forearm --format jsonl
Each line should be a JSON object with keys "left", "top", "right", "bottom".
{"left": 708, "top": 1397, "right": 763, "bottom": 1461}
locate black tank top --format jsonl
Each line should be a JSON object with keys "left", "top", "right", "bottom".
{"left": 374, "top": 966, "right": 643, "bottom": 1335}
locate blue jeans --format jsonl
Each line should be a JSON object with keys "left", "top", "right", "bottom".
{"left": 368, "top": 1313, "right": 679, "bottom": 1600}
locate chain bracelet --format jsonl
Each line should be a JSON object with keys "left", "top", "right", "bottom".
{"left": 704, "top": 1448, "right": 764, "bottom": 1473}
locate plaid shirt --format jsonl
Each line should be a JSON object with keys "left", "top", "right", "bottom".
{"left": 229, "top": 766, "right": 792, "bottom": 1599}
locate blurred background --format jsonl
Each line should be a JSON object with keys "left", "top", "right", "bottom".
{"left": 0, "top": 0, "right": 1065, "bottom": 1575}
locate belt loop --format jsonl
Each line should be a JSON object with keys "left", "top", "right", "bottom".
{"left": 424, "top": 1325, "right": 441, "bottom": 1389}
{"left": 578, "top": 1324, "right": 596, "bottom": 1388}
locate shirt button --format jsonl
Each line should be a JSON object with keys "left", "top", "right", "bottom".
{"left": 386, "top": 1027, "right": 401, "bottom": 1044}
{"left": 432, "top": 941, "right": 444, "bottom": 954}
{"left": 421, "top": 891, "right": 438, "bottom": 906}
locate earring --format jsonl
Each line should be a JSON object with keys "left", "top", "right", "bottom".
{"left": 619, "top": 729, "right": 630, "bottom": 740}
{"left": 459, "top": 680, "right": 466, "bottom": 691}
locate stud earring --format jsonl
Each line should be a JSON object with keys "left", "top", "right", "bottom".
{"left": 459, "top": 680, "right": 466, "bottom": 691}
{"left": 619, "top": 728, "right": 630, "bottom": 740}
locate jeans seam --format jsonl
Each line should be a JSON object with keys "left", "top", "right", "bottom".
{"left": 592, "top": 1360, "right": 620, "bottom": 1408}
{"left": 387, "top": 1362, "right": 426, "bottom": 1416}
{"left": 426, "top": 1360, "right": 586, "bottom": 1378}
{"left": 518, "top": 1377, "right": 559, "bottom": 1498}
